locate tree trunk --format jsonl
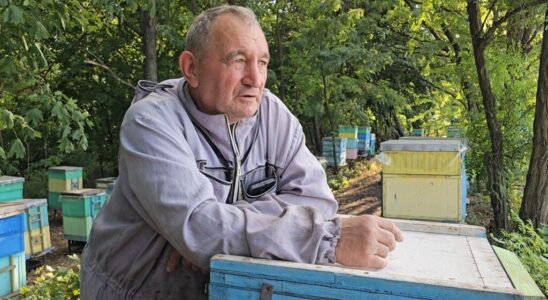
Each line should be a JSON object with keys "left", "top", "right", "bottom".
{"left": 392, "top": 108, "right": 404, "bottom": 137}
{"left": 313, "top": 116, "right": 322, "bottom": 154}
{"left": 190, "top": 0, "right": 198, "bottom": 14}
{"left": 520, "top": 6, "right": 548, "bottom": 228}
{"left": 442, "top": 23, "right": 477, "bottom": 113}
{"left": 140, "top": 4, "right": 158, "bottom": 82}
{"left": 467, "top": 1, "right": 509, "bottom": 231}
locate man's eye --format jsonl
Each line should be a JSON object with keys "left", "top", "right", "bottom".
{"left": 232, "top": 58, "right": 245, "bottom": 64}
{"left": 259, "top": 60, "right": 269, "bottom": 67}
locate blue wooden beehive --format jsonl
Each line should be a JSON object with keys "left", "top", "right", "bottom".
{"left": 0, "top": 213, "right": 24, "bottom": 258}
{"left": 321, "top": 137, "right": 347, "bottom": 167}
{"left": 357, "top": 127, "right": 371, "bottom": 155}
{"left": 0, "top": 202, "right": 28, "bottom": 297}
{"left": 209, "top": 219, "right": 543, "bottom": 299}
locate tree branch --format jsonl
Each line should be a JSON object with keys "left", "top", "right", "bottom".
{"left": 84, "top": 50, "right": 134, "bottom": 89}
{"left": 418, "top": 76, "right": 457, "bottom": 98}
{"left": 483, "top": 0, "right": 545, "bottom": 45}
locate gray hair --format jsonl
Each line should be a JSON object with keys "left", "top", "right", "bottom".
{"left": 185, "top": 5, "right": 260, "bottom": 59}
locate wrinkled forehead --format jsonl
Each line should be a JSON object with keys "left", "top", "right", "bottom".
{"left": 211, "top": 14, "right": 267, "bottom": 46}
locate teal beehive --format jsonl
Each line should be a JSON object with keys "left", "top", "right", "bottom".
{"left": 0, "top": 177, "right": 24, "bottom": 203}
{"left": 61, "top": 189, "right": 106, "bottom": 242}
{"left": 0, "top": 251, "right": 26, "bottom": 297}
{"left": 60, "top": 189, "right": 106, "bottom": 219}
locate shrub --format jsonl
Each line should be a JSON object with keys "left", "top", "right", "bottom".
{"left": 492, "top": 211, "right": 548, "bottom": 296}
{"left": 20, "top": 254, "right": 80, "bottom": 300}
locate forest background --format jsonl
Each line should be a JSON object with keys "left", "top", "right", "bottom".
{"left": 0, "top": 0, "right": 547, "bottom": 294}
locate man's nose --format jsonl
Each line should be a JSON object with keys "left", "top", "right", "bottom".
{"left": 242, "top": 61, "right": 264, "bottom": 87}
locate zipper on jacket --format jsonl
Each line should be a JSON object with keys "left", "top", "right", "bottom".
{"left": 226, "top": 117, "right": 241, "bottom": 204}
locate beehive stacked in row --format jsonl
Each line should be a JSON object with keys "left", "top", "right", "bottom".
{"left": 95, "top": 177, "right": 117, "bottom": 199}
{"left": 48, "top": 166, "right": 83, "bottom": 210}
{"left": 48, "top": 166, "right": 109, "bottom": 242}
{"left": 0, "top": 176, "right": 53, "bottom": 297}
{"left": 338, "top": 126, "right": 358, "bottom": 160}
{"left": 339, "top": 126, "right": 377, "bottom": 159}
{"left": 60, "top": 188, "right": 107, "bottom": 242}
{"left": 321, "top": 137, "right": 347, "bottom": 167}
{"left": 0, "top": 201, "right": 26, "bottom": 298}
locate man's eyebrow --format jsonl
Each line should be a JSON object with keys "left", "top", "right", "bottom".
{"left": 221, "top": 50, "right": 270, "bottom": 63}
{"left": 221, "top": 50, "right": 246, "bottom": 63}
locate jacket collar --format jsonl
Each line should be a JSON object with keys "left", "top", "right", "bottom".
{"left": 177, "top": 78, "right": 258, "bottom": 157}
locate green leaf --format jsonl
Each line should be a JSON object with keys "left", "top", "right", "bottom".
{"left": 25, "top": 107, "right": 43, "bottom": 125}
{"left": 21, "top": 35, "right": 29, "bottom": 51}
{"left": 34, "top": 43, "right": 48, "bottom": 67}
{"left": 34, "top": 21, "right": 50, "bottom": 40}
{"left": 8, "top": 139, "right": 25, "bottom": 159}
{"left": 58, "top": 12, "right": 66, "bottom": 30}
{"left": 0, "top": 109, "right": 15, "bottom": 129}
{"left": 0, "top": 147, "right": 6, "bottom": 160}
{"left": 21, "top": 124, "right": 41, "bottom": 139}
{"left": 4, "top": 5, "right": 24, "bottom": 25}
{"left": 51, "top": 102, "right": 64, "bottom": 119}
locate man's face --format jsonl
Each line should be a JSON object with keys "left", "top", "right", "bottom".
{"left": 187, "top": 14, "right": 270, "bottom": 124}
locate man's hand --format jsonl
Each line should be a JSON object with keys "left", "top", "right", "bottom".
{"left": 335, "top": 215, "right": 403, "bottom": 269}
{"left": 166, "top": 249, "right": 208, "bottom": 274}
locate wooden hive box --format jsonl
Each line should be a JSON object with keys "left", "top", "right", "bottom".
{"left": 95, "top": 177, "right": 117, "bottom": 189}
{"left": 357, "top": 127, "right": 371, "bottom": 154}
{"left": 209, "top": 220, "right": 544, "bottom": 299}
{"left": 0, "top": 251, "right": 26, "bottom": 298}
{"left": 21, "top": 199, "right": 52, "bottom": 258}
{"left": 338, "top": 126, "right": 358, "bottom": 139}
{"left": 60, "top": 189, "right": 106, "bottom": 219}
{"left": 369, "top": 133, "right": 376, "bottom": 155}
{"left": 62, "top": 216, "right": 94, "bottom": 242}
{"left": 0, "top": 176, "right": 24, "bottom": 203}
{"left": 380, "top": 139, "right": 468, "bottom": 222}
{"left": 47, "top": 166, "right": 83, "bottom": 210}
{"left": 0, "top": 202, "right": 26, "bottom": 259}
{"left": 60, "top": 189, "right": 106, "bottom": 242}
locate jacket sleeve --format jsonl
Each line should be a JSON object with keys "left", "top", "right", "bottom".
{"left": 120, "top": 101, "right": 340, "bottom": 270}
{"left": 233, "top": 122, "right": 341, "bottom": 264}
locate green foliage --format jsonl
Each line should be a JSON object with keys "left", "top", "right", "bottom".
{"left": 328, "top": 172, "right": 350, "bottom": 190}
{"left": 0, "top": 1, "right": 96, "bottom": 176}
{"left": 492, "top": 211, "right": 548, "bottom": 295}
{"left": 326, "top": 160, "right": 365, "bottom": 190}
{"left": 20, "top": 254, "right": 81, "bottom": 300}
{"left": 0, "top": 0, "right": 545, "bottom": 227}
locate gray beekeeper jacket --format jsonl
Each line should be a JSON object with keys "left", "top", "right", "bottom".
{"left": 80, "top": 78, "right": 341, "bottom": 299}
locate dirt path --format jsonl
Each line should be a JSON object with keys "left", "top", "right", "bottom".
{"left": 334, "top": 160, "right": 383, "bottom": 216}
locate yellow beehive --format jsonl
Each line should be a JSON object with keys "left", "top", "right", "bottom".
{"left": 47, "top": 166, "right": 83, "bottom": 193}
{"left": 380, "top": 138, "right": 468, "bottom": 222}
{"left": 382, "top": 174, "right": 463, "bottom": 222}
{"left": 24, "top": 227, "right": 52, "bottom": 257}
{"left": 382, "top": 151, "right": 462, "bottom": 175}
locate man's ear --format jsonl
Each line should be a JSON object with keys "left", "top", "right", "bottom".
{"left": 179, "top": 51, "right": 199, "bottom": 88}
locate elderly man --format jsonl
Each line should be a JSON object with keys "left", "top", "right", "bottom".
{"left": 81, "top": 5, "right": 402, "bottom": 299}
